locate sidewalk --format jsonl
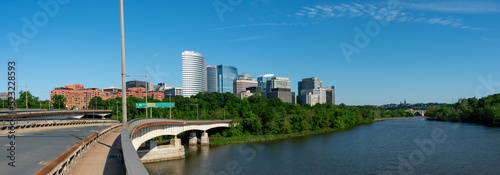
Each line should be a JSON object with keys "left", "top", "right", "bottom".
{"left": 70, "top": 127, "right": 126, "bottom": 175}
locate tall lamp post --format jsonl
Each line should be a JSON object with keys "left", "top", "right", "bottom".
{"left": 120, "top": 0, "right": 127, "bottom": 126}
{"left": 190, "top": 104, "right": 199, "bottom": 120}
{"left": 168, "top": 93, "right": 172, "bottom": 119}
{"left": 127, "top": 71, "right": 149, "bottom": 118}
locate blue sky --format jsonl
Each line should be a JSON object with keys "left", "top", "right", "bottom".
{"left": 1, "top": 0, "right": 499, "bottom": 105}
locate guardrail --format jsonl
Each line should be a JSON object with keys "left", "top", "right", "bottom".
{"left": 0, "top": 119, "right": 120, "bottom": 133}
{"left": 34, "top": 124, "right": 121, "bottom": 175}
{"left": 121, "top": 128, "right": 149, "bottom": 175}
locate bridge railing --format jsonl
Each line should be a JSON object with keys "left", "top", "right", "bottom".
{"left": 0, "top": 119, "right": 120, "bottom": 134}
{"left": 127, "top": 118, "right": 233, "bottom": 136}
{"left": 0, "top": 110, "right": 112, "bottom": 117}
{"left": 34, "top": 123, "right": 121, "bottom": 175}
{"left": 121, "top": 128, "right": 149, "bottom": 175}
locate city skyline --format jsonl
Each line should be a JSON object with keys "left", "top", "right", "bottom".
{"left": 1, "top": 0, "right": 499, "bottom": 105}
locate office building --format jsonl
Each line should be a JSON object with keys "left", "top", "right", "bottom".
{"left": 298, "top": 77, "right": 334, "bottom": 106}
{"left": 207, "top": 66, "right": 218, "bottom": 93}
{"left": 257, "top": 74, "right": 275, "bottom": 98}
{"left": 268, "top": 77, "right": 291, "bottom": 90}
{"left": 267, "top": 88, "right": 292, "bottom": 103}
{"left": 0, "top": 92, "right": 9, "bottom": 100}
{"left": 126, "top": 79, "right": 146, "bottom": 90}
{"left": 164, "top": 87, "right": 183, "bottom": 97}
{"left": 233, "top": 72, "right": 258, "bottom": 96}
{"left": 326, "top": 86, "right": 335, "bottom": 104}
{"left": 217, "top": 64, "right": 238, "bottom": 93}
{"left": 298, "top": 77, "right": 322, "bottom": 95}
{"left": 182, "top": 51, "right": 207, "bottom": 97}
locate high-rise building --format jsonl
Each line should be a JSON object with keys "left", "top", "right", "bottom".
{"left": 207, "top": 66, "right": 218, "bottom": 93}
{"left": 233, "top": 72, "right": 258, "bottom": 96}
{"left": 182, "top": 51, "right": 207, "bottom": 97}
{"left": 267, "top": 89, "right": 292, "bottom": 103}
{"left": 257, "top": 74, "right": 275, "bottom": 98}
{"left": 217, "top": 64, "right": 238, "bottom": 93}
{"left": 300, "top": 77, "right": 322, "bottom": 93}
{"left": 265, "top": 77, "right": 292, "bottom": 103}
{"left": 268, "top": 77, "right": 291, "bottom": 90}
{"left": 298, "top": 77, "right": 334, "bottom": 106}
{"left": 153, "top": 83, "right": 169, "bottom": 92}
{"left": 126, "top": 79, "right": 147, "bottom": 90}
{"left": 326, "top": 86, "right": 335, "bottom": 104}
{"left": 164, "top": 87, "right": 183, "bottom": 97}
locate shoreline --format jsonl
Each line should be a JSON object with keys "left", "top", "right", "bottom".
{"left": 209, "top": 122, "right": 373, "bottom": 147}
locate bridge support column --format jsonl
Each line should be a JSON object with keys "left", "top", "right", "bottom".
{"left": 170, "top": 136, "right": 182, "bottom": 148}
{"left": 146, "top": 140, "right": 157, "bottom": 150}
{"left": 189, "top": 132, "right": 198, "bottom": 146}
{"left": 200, "top": 131, "right": 209, "bottom": 146}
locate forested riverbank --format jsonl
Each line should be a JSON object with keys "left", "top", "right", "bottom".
{"left": 426, "top": 93, "right": 500, "bottom": 126}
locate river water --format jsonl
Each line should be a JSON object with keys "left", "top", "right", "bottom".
{"left": 144, "top": 119, "right": 500, "bottom": 174}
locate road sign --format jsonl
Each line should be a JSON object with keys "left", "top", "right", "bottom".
{"left": 136, "top": 103, "right": 147, "bottom": 108}
{"left": 136, "top": 103, "right": 174, "bottom": 108}
{"left": 156, "top": 102, "right": 175, "bottom": 108}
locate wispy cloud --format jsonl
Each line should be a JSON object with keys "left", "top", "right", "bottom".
{"left": 211, "top": 1, "right": 487, "bottom": 31}
{"left": 404, "top": 1, "right": 500, "bottom": 14}
{"left": 231, "top": 35, "right": 267, "bottom": 42}
{"left": 209, "top": 22, "right": 312, "bottom": 30}
{"left": 152, "top": 52, "right": 161, "bottom": 57}
{"left": 481, "top": 37, "right": 497, "bottom": 42}
{"left": 296, "top": 2, "right": 483, "bottom": 30}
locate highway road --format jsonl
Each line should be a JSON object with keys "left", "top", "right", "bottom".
{"left": 0, "top": 125, "right": 112, "bottom": 174}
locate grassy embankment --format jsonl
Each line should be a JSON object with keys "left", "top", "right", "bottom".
{"left": 210, "top": 124, "right": 363, "bottom": 146}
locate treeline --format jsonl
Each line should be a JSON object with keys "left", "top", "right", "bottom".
{"left": 0, "top": 91, "right": 53, "bottom": 109}
{"left": 97, "top": 92, "right": 413, "bottom": 136}
{"left": 426, "top": 93, "right": 500, "bottom": 126}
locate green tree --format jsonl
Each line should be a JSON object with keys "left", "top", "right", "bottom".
{"left": 51, "top": 95, "right": 66, "bottom": 109}
{"left": 17, "top": 90, "right": 40, "bottom": 109}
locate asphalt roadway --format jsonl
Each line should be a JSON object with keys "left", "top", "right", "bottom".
{"left": 0, "top": 125, "right": 112, "bottom": 175}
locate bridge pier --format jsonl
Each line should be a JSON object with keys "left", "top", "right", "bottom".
{"left": 189, "top": 132, "right": 198, "bottom": 145}
{"left": 138, "top": 136, "right": 185, "bottom": 163}
{"left": 200, "top": 131, "right": 209, "bottom": 146}
{"left": 146, "top": 140, "right": 157, "bottom": 150}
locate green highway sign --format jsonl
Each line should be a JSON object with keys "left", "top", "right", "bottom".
{"left": 156, "top": 103, "right": 175, "bottom": 108}
{"left": 136, "top": 103, "right": 147, "bottom": 108}
{"left": 136, "top": 102, "right": 175, "bottom": 108}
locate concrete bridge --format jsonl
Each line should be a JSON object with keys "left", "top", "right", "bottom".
{"left": 405, "top": 109, "right": 427, "bottom": 116}
{"left": 125, "top": 118, "right": 232, "bottom": 162}
{"left": 375, "top": 117, "right": 429, "bottom": 121}
{"left": 119, "top": 118, "right": 232, "bottom": 174}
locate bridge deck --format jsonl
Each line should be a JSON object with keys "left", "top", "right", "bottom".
{"left": 69, "top": 127, "right": 125, "bottom": 175}
{"left": 0, "top": 125, "right": 113, "bottom": 174}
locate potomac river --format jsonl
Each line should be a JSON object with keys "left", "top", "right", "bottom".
{"left": 144, "top": 118, "right": 500, "bottom": 174}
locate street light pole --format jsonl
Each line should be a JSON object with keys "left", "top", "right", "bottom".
{"left": 169, "top": 93, "right": 172, "bottom": 119}
{"left": 120, "top": 0, "right": 127, "bottom": 126}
